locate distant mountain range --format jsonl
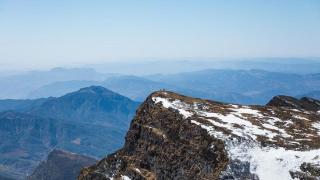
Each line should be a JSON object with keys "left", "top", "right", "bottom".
{"left": 0, "top": 61, "right": 318, "bottom": 179}
{"left": 146, "top": 69, "right": 320, "bottom": 104}
{"left": 0, "top": 68, "right": 114, "bottom": 99}
{"left": 86, "top": 58, "right": 320, "bottom": 75}
{"left": 21, "top": 69, "right": 320, "bottom": 105}
{"left": 27, "top": 75, "right": 203, "bottom": 102}
{"left": 0, "top": 86, "right": 139, "bottom": 179}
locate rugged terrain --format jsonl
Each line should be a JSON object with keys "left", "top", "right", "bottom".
{"left": 79, "top": 91, "right": 320, "bottom": 180}
{"left": 27, "top": 149, "right": 96, "bottom": 180}
{"left": 0, "top": 86, "right": 139, "bottom": 179}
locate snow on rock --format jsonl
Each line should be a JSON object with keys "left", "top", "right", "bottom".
{"left": 152, "top": 97, "right": 193, "bottom": 118}
{"left": 151, "top": 93, "right": 320, "bottom": 180}
{"left": 134, "top": 168, "right": 141, "bottom": 173}
{"left": 121, "top": 175, "right": 131, "bottom": 180}
{"left": 313, "top": 122, "right": 320, "bottom": 135}
{"left": 231, "top": 142, "right": 320, "bottom": 179}
{"left": 152, "top": 96, "right": 293, "bottom": 141}
{"left": 198, "top": 110, "right": 282, "bottom": 140}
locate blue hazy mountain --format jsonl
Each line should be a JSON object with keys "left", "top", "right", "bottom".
{"left": 28, "top": 86, "right": 139, "bottom": 127}
{"left": 0, "top": 98, "right": 52, "bottom": 112}
{"left": 0, "top": 68, "right": 114, "bottom": 99}
{"left": 2, "top": 58, "right": 320, "bottom": 99}
{"left": 26, "top": 75, "right": 203, "bottom": 102}
{"left": 0, "top": 86, "right": 139, "bottom": 179}
{"left": 26, "top": 69, "right": 320, "bottom": 105}
{"left": 146, "top": 69, "right": 320, "bottom": 104}
{"left": 87, "top": 58, "right": 320, "bottom": 75}
{"left": 101, "top": 75, "right": 207, "bottom": 102}
{"left": 26, "top": 80, "right": 102, "bottom": 99}
{"left": 0, "top": 111, "right": 59, "bottom": 179}
{"left": 0, "top": 111, "right": 105, "bottom": 179}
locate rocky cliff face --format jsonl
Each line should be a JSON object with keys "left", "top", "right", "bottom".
{"left": 27, "top": 149, "right": 96, "bottom": 180}
{"left": 79, "top": 91, "right": 320, "bottom": 180}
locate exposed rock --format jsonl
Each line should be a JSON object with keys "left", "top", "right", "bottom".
{"left": 267, "top": 95, "right": 320, "bottom": 111}
{"left": 300, "top": 162, "right": 320, "bottom": 176}
{"left": 219, "top": 160, "right": 259, "bottom": 180}
{"left": 79, "top": 91, "right": 320, "bottom": 180}
{"left": 290, "top": 162, "right": 320, "bottom": 180}
{"left": 27, "top": 149, "right": 96, "bottom": 180}
{"left": 79, "top": 93, "right": 229, "bottom": 179}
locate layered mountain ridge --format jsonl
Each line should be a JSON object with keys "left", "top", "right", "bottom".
{"left": 28, "top": 86, "right": 139, "bottom": 127}
{"left": 0, "top": 86, "right": 139, "bottom": 179}
{"left": 21, "top": 69, "right": 320, "bottom": 105}
{"left": 79, "top": 91, "right": 320, "bottom": 180}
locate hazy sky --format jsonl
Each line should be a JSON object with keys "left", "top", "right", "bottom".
{"left": 0, "top": 0, "right": 319, "bottom": 69}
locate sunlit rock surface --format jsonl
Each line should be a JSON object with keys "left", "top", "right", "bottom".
{"left": 79, "top": 91, "right": 320, "bottom": 180}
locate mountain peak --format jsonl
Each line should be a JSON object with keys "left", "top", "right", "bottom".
{"left": 267, "top": 95, "right": 302, "bottom": 108}
{"left": 61, "top": 85, "right": 130, "bottom": 101}
{"left": 77, "top": 86, "right": 114, "bottom": 95}
{"left": 267, "top": 95, "right": 320, "bottom": 111}
{"left": 28, "top": 86, "right": 139, "bottom": 125}
{"left": 80, "top": 91, "right": 320, "bottom": 180}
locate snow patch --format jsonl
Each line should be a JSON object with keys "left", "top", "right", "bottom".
{"left": 153, "top": 94, "right": 319, "bottom": 180}
{"left": 313, "top": 122, "right": 320, "bottom": 135}
{"left": 153, "top": 96, "right": 291, "bottom": 140}
{"left": 198, "top": 111, "right": 283, "bottom": 140}
{"left": 191, "top": 120, "right": 230, "bottom": 140}
{"left": 232, "top": 107, "right": 263, "bottom": 117}
{"left": 152, "top": 97, "right": 193, "bottom": 118}
{"left": 293, "top": 115, "right": 310, "bottom": 121}
{"left": 135, "top": 168, "right": 141, "bottom": 173}
{"left": 121, "top": 175, "right": 131, "bottom": 180}
{"left": 228, "top": 142, "right": 320, "bottom": 180}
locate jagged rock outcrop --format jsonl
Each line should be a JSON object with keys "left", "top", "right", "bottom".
{"left": 290, "top": 162, "right": 320, "bottom": 180}
{"left": 79, "top": 91, "right": 320, "bottom": 180}
{"left": 27, "top": 149, "right": 96, "bottom": 180}
{"left": 267, "top": 95, "right": 320, "bottom": 111}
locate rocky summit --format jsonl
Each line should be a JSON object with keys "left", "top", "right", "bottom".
{"left": 79, "top": 91, "right": 320, "bottom": 180}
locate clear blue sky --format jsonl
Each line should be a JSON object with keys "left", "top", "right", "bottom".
{"left": 0, "top": 0, "right": 319, "bottom": 69}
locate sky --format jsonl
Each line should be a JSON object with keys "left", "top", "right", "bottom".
{"left": 0, "top": 0, "right": 319, "bottom": 70}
